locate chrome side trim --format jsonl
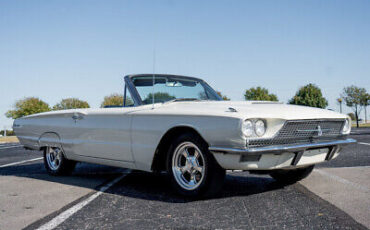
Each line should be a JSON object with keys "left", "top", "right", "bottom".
{"left": 209, "top": 138, "right": 357, "bottom": 155}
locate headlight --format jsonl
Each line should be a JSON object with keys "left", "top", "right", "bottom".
{"left": 242, "top": 119, "right": 267, "bottom": 137}
{"left": 242, "top": 120, "right": 254, "bottom": 137}
{"left": 342, "top": 118, "right": 351, "bottom": 134}
{"left": 255, "top": 119, "right": 266, "bottom": 136}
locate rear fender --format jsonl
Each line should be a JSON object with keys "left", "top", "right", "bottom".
{"left": 38, "top": 132, "right": 67, "bottom": 157}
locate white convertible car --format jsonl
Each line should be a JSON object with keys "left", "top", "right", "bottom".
{"left": 14, "top": 74, "right": 356, "bottom": 196}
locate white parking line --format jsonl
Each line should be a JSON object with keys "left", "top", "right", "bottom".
{"left": 0, "top": 157, "right": 43, "bottom": 168}
{"left": 332, "top": 165, "right": 370, "bottom": 169}
{"left": 315, "top": 169, "right": 369, "bottom": 192}
{"left": 0, "top": 145, "right": 23, "bottom": 150}
{"left": 36, "top": 174, "right": 126, "bottom": 230}
{"left": 0, "top": 143, "right": 22, "bottom": 146}
{"left": 0, "top": 143, "right": 20, "bottom": 147}
{"left": 358, "top": 142, "right": 370, "bottom": 146}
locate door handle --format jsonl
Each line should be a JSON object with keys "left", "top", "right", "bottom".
{"left": 72, "top": 113, "right": 84, "bottom": 121}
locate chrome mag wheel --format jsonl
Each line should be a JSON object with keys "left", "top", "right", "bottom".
{"left": 46, "top": 147, "right": 63, "bottom": 171}
{"left": 172, "top": 142, "right": 205, "bottom": 190}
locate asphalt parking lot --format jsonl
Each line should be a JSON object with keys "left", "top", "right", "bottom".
{"left": 0, "top": 130, "right": 369, "bottom": 230}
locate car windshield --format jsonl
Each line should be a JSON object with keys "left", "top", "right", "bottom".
{"left": 131, "top": 76, "right": 221, "bottom": 104}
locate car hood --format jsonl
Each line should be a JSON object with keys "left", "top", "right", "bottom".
{"left": 157, "top": 101, "right": 347, "bottom": 120}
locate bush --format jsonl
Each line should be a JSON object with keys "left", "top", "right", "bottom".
{"left": 6, "top": 97, "right": 51, "bottom": 119}
{"left": 289, "top": 84, "right": 328, "bottom": 108}
{"left": 244, "top": 87, "right": 278, "bottom": 101}
{"left": 0, "top": 130, "right": 15, "bottom": 136}
{"left": 53, "top": 98, "right": 90, "bottom": 110}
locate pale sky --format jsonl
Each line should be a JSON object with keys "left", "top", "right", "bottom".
{"left": 1, "top": 0, "right": 369, "bottom": 128}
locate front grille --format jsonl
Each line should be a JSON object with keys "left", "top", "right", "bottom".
{"left": 248, "top": 119, "right": 345, "bottom": 148}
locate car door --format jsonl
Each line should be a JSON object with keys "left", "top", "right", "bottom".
{"left": 69, "top": 89, "right": 141, "bottom": 162}
{"left": 70, "top": 109, "right": 133, "bottom": 162}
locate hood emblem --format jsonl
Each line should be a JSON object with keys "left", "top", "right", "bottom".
{"left": 227, "top": 107, "right": 238, "bottom": 112}
{"left": 297, "top": 125, "right": 332, "bottom": 136}
{"left": 317, "top": 125, "right": 323, "bottom": 136}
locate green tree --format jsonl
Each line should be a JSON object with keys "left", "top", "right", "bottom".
{"left": 5, "top": 97, "right": 51, "bottom": 119}
{"left": 361, "top": 93, "right": 370, "bottom": 123}
{"left": 101, "top": 93, "right": 133, "bottom": 107}
{"left": 143, "top": 92, "right": 176, "bottom": 104}
{"left": 341, "top": 86, "right": 367, "bottom": 127}
{"left": 53, "top": 98, "right": 90, "bottom": 110}
{"left": 289, "top": 84, "right": 328, "bottom": 108}
{"left": 0, "top": 130, "right": 14, "bottom": 136}
{"left": 216, "top": 91, "right": 230, "bottom": 101}
{"left": 244, "top": 87, "right": 278, "bottom": 101}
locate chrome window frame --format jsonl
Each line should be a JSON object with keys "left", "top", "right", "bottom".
{"left": 123, "top": 74, "right": 222, "bottom": 106}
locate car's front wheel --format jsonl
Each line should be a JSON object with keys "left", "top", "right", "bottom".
{"left": 269, "top": 165, "right": 314, "bottom": 184}
{"left": 167, "top": 133, "right": 226, "bottom": 197}
{"left": 44, "top": 146, "right": 76, "bottom": 176}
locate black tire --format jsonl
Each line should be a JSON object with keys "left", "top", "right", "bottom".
{"left": 43, "top": 146, "right": 76, "bottom": 176}
{"left": 166, "top": 132, "right": 226, "bottom": 197}
{"left": 269, "top": 165, "right": 314, "bottom": 184}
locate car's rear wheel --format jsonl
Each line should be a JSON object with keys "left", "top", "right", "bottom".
{"left": 269, "top": 165, "right": 314, "bottom": 184}
{"left": 167, "top": 133, "right": 225, "bottom": 197}
{"left": 44, "top": 146, "right": 76, "bottom": 176}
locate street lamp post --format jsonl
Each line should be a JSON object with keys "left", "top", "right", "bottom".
{"left": 337, "top": 98, "right": 343, "bottom": 113}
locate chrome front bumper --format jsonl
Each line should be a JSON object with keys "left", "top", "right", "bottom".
{"left": 209, "top": 138, "right": 357, "bottom": 167}
{"left": 209, "top": 138, "right": 357, "bottom": 155}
